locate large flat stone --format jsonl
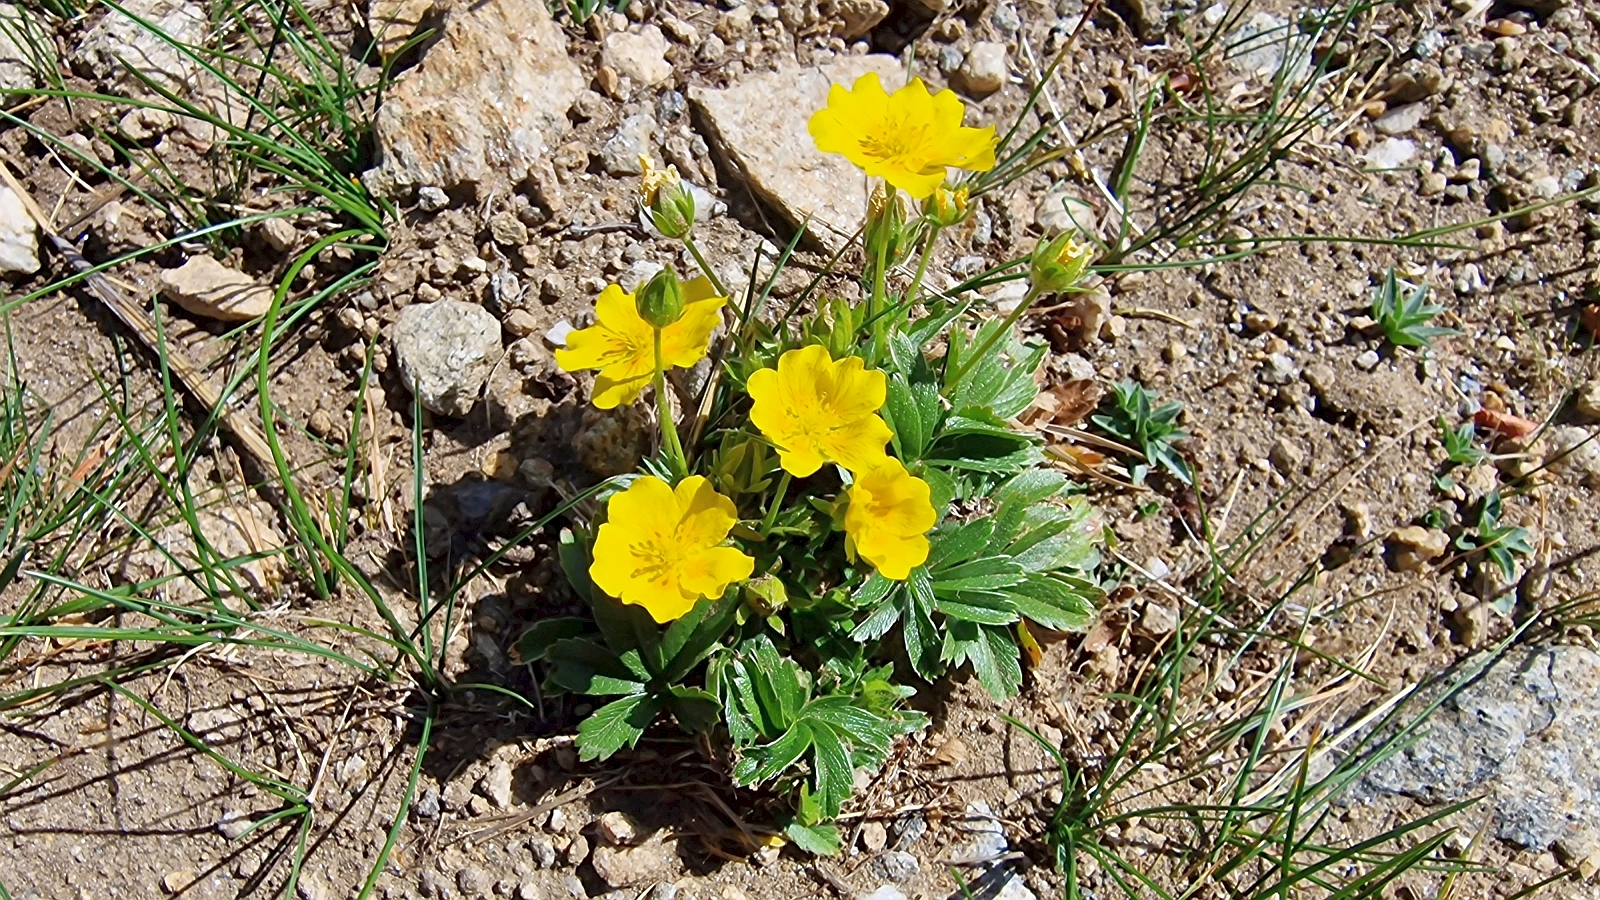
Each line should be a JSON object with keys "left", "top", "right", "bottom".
{"left": 690, "top": 56, "right": 903, "bottom": 253}
{"left": 1353, "top": 645, "right": 1600, "bottom": 860}
{"left": 364, "top": 0, "right": 584, "bottom": 198}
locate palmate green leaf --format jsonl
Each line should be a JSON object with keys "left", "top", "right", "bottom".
{"left": 666, "top": 686, "right": 720, "bottom": 733}
{"left": 928, "top": 518, "right": 996, "bottom": 570}
{"left": 809, "top": 721, "right": 853, "bottom": 818}
{"left": 942, "top": 621, "right": 1023, "bottom": 700}
{"left": 946, "top": 320, "right": 1046, "bottom": 420}
{"left": 936, "top": 591, "right": 1020, "bottom": 625}
{"left": 511, "top": 618, "right": 588, "bottom": 663}
{"left": 902, "top": 567, "right": 942, "bottom": 682}
{"left": 578, "top": 693, "right": 661, "bottom": 762}
{"left": 931, "top": 556, "right": 1025, "bottom": 594}
{"left": 884, "top": 373, "right": 929, "bottom": 461}
{"left": 546, "top": 639, "right": 643, "bottom": 695}
{"left": 927, "top": 432, "right": 1042, "bottom": 474}
{"left": 659, "top": 595, "right": 738, "bottom": 683}
{"left": 1006, "top": 574, "right": 1098, "bottom": 632}
{"left": 557, "top": 528, "right": 595, "bottom": 604}
{"left": 784, "top": 821, "right": 842, "bottom": 856}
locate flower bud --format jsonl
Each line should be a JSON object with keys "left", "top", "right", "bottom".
{"left": 640, "top": 156, "right": 696, "bottom": 239}
{"left": 922, "top": 185, "right": 969, "bottom": 227}
{"left": 636, "top": 268, "right": 686, "bottom": 329}
{"left": 864, "top": 183, "right": 907, "bottom": 264}
{"left": 1029, "top": 230, "right": 1094, "bottom": 294}
{"left": 742, "top": 575, "right": 789, "bottom": 616}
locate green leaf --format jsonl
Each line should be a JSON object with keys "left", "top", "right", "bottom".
{"left": 993, "top": 469, "right": 1069, "bottom": 508}
{"left": 577, "top": 693, "right": 660, "bottom": 762}
{"left": 512, "top": 618, "right": 588, "bottom": 664}
{"left": 936, "top": 592, "right": 1020, "bottom": 625}
{"left": 666, "top": 685, "right": 721, "bottom": 733}
{"left": 928, "top": 518, "right": 996, "bottom": 571}
{"left": 546, "top": 639, "right": 642, "bottom": 695}
{"left": 660, "top": 595, "right": 739, "bottom": 683}
{"left": 850, "top": 597, "right": 902, "bottom": 641}
{"left": 885, "top": 373, "right": 928, "bottom": 461}
{"left": 927, "top": 432, "right": 1042, "bottom": 474}
{"left": 1007, "top": 575, "right": 1098, "bottom": 632}
{"left": 557, "top": 528, "right": 595, "bottom": 604}
{"left": 901, "top": 568, "right": 942, "bottom": 682}
{"left": 808, "top": 720, "right": 853, "bottom": 819}
{"left": 751, "top": 721, "right": 814, "bottom": 782}
{"left": 931, "top": 556, "right": 1026, "bottom": 594}
{"left": 784, "top": 821, "right": 842, "bottom": 856}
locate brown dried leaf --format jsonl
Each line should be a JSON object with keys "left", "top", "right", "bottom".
{"left": 928, "top": 736, "right": 969, "bottom": 767}
{"left": 1474, "top": 408, "right": 1538, "bottom": 439}
{"left": 1045, "top": 379, "right": 1102, "bottom": 427}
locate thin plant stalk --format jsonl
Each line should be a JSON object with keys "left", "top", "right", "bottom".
{"left": 653, "top": 328, "right": 688, "bottom": 479}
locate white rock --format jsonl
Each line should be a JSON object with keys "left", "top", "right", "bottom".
{"left": 158, "top": 256, "right": 275, "bottom": 321}
{"left": 1227, "top": 12, "right": 1312, "bottom": 84}
{"left": 1375, "top": 102, "right": 1427, "bottom": 136}
{"left": 601, "top": 114, "right": 657, "bottom": 176}
{"left": 1035, "top": 188, "right": 1098, "bottom": 238}
{"left": 76, "top": 0, "right": 206, "bottom": 94}
{"left": 857, "top": 888, "right": 908, "bottom": 900}
{"left": 956, "top": 41, "right": 1007, "bottom": 97}
{"left": 996, "top": 876, "right": 1040, "bottom": 900}
{"left": 257, "top": 217, "right": 298, "bottom": 253}
{"left": 392, "top": 300, "right": 502, "bottom": 416}
{"left": 544, "top": 319, "right": 573, "bottom": 347}
{"left": 690, "top": 56, "right": 905, "bottom": 253}
{"left": 368, "top": 0, "right": 437, "bottom": 61}
{"left": 481, "top": 760, "right": 514, "bottom": 809}
{"left": 1365, "top": 137, "right": 1416, "bottom": 170}
{"left": 602, "top": 25, "right": 672, "bottom": 88}
{"left": 120, "top": 502, "right": 286, "bottom": 607}
{"left": 597, "top": 811, "right": 644, "bottom": 846}
{"left": 0, "top": 185, "right": 39, "bottom": 275}
{"left": 1547, "top": 426, "right": 1600, "bottom": 489}
{"left": 365, "top": 0, "right": 584, "bottom": 197}
{"left": 0, "top": 3, "right": 45, "bottom": 93}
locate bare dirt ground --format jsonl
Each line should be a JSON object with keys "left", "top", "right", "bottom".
{"left": 3, "top": 0, "right": 1600, "bottom": 898}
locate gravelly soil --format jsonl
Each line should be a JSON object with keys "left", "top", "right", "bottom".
{"left": 2, "top": 0, "right": 1599, "bottom": 898}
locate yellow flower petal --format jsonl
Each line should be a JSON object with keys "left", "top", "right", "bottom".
{"left": 660, "top": 295, "right": 725, "bottom": 368}
{"left": 588, "top": 476, "right": 754, "bottom": 623}
{"left": 679, "top": 546, "right": 757, "bottom": 599}
{"left": 747, "top": 345, "right": 891, "bottom": 478}
{"left": 809, "top": 70, "right": 998, "bottom": 201}
{"left": 845, "top": 458, "right": 937, "bottom": 581}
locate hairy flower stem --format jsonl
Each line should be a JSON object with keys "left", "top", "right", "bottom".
{"left": 684, "top": 236, "right": 728, "bottom": 299}
{"left": 948, "top": 284, "right": 1043, "bottom": 387}
{"left": 904, "top": 224, "right": 942, "bottom": 310}
{"left": 761, "top": 471, "right": 792, "bottom": 536}
{"left": 653, "top": 328, "right": 689, "bottom": 479}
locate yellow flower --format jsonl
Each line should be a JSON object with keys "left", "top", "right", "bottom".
{"left": 555, "top": 278, "right": 725, "bottom": 409}
{"left": 747, "top": 344, "right": 893, "bottom": 477}
{"left": 845, "top": 458, "right": 936, "bottom": 580}
{"left": 808, "top": 72, "right": 998, "bottom": 200}
{"left": 590, "top": 476, "right": 756, "bottom": 624}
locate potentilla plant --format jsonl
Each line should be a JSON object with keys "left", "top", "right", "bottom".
{"left": 518, "top": 72, "right": 1104, "bottom": 853}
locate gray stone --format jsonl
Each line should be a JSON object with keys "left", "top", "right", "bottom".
{"left": 528, "top": 835, "right": 558, "bottom": 868}
{"left": 1575, "top": 379, "right": 1600, "bottom": 422}
{"left": 158, "top": 256, "right": 275, "bottom": 322}
{"left": 602, "top": 25, "right": 672, "bottom": 88}
{"left": 1227, "top": 12, "right": 1312, "bottom": 84}
{"left": 590, "top": 839, "right": 676, "bottom": 889}
{"left": 870, "top": 850, "right": 919, "bottom": 883}
{"left": 956, "top": 41, "right": 1007, "bottom": 97}
{"left": 1385, "top": 59, "right": 1450, "bottom": 103}
{"left": 890, "top": 813, "right": 927, "bottom": 849}
{"left": 0, "top": 4, "right": 46, "bottom": 94}
{"left": 416, "top": 185, "right": 449, "bottom": 212}
{"left": 392, "top": 300, "right": 502, "bottom": 416}
{"left": 457, "top": 865, "right": 490, "bottom": 896}
{"left": 1259, "top": 353, "right": 1300, "bottom": 385}
{"left": 1546, "top": 426, "right": 1600, "bottom": 488}
{"left": 217, "top": 810, "right": 252, "bottom": 840}
{"left": 690, "top": 56, "right": 904, "bottom": 254}
{"left": 601, "top": 114, "right": 658, "bottom": 176}
{"left": 1353, "top": 349, "right": 1381, "bottom": 371}
{"left": 857, "top": 888, "right": 908, "bottom": 900}
{"left": 480, "top": 760, "right": 514, "bottom": 809}
{"left": 1374, "top": 102, "right": 1427, "bottom": 136}
{"left": 0, "top": 184, "right": 39, "bottom": 275}
{"left": 960, "top": 800, "right": 1007, "bottom": 860}
{"left": 414, "top": 786, "right": 441, "bottom": 819}
{"left": 76, "top": 0, "right": 205, "bottom": 93}
{"left": 995, "top": 876, "right": 1039, "bottom": 900}
{"left": 643, "top": 883, "right": 678, "bottom": 900}
{"left": 1354, "top": 646, "right": 1600, "bottom": 853}
{"left": 365, "top": 0, "right": 584, "bottom": 196}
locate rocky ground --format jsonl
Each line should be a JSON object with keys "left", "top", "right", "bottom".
{"left": 2, "top": 0, "right": 1600, "bottom": 897}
